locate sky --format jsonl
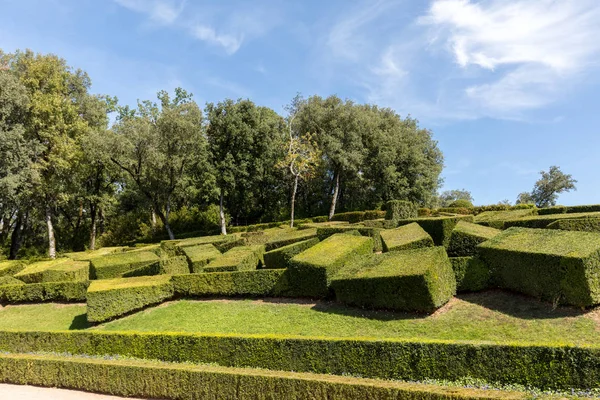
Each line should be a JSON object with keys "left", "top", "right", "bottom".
{"left": 1, "top": 0, "right": 600, "bottom": 206}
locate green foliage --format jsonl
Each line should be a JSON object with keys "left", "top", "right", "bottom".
{"left": 14, "top": 259, "right": 89, "bottom": 283}
{"left": 478, "top": 227, "right": 600, "bottom": 306}
{"left": 381, "top": 223, "right": 434, "bottom": 252}
{"left": 547, "top": 217, "right": 600, "bottom": 233}
{"left": 537, "top": 206, "right": 567, "bottom": 215}
{"left": 0, "top": 281, "right": 89, "bottom": 303}
{"left": 473, "top": 209, "right": 538, "bottom": 229}
{"left": 0, "top": 353, "right": 530, "bottom": 400}
{"left": 397, "top": 215, "right": 474, "bottom": 248}
{"left": 172, "top": 269, "right": 290, "bottom": 298}
{"left": 316, "top": 225, "right": 383, "bottom": 252}
{"left": 439, "top": 190, "right": 473, "bottom": 207}
{"left": 264, "top": 228, "right": 318, "bottom": 251}
{"left": 447, "top": 221, "right": 500, "bottom": 257}
{"left": 86, "top": 275, "right": 174, "bottom": 323}
{"left": 0, "top": 260, "right": 25, "bottom": 277}
{"left": 436, "top": 207, "right": 474, "bottom": 215}
{"left": 158, "top": 256, "right": 190, "bottom": 275}
{"left": 502, "top": 212, "right": 600, "bottom": 229}
{"left": 448, "top": 199, "right": 474, "bottom": 208}
{"left": 332, "top": 247, "right": 456, "bottom": 312}
{"left": 64, "top": 247, "right": 127, "bottom": 261}
{"left": 0, "top": 276, "right": 24, "bottom": 286}
{"left": 174, "top": 234, "right": 235, "bottom": 249}
{"left": 530, "top": 166, "right": 577, "bottom": 208}
{"left": 181, "top": 244, "right": 222, "bottom": 273}
{"left": 263, "top": 238, "right": 320, "bottom": 269}
{"left": 385, "top": 200, "right": 418, "bottom": 223}
{"left": 449, "top": 257, "right": 490, "bottom": 292}
{"left": 288, "top": 233, "right": 373, "bottom": 298}
{"left": 203, "top": 245, "right": 264, "bottom": 273}
{"left": 331, "top": 210, "right": 386, "bottom": 224}
{"left": 90, "top": 251, "right": 160, "bottom": 279}
{"left": 566, "top": 204, "right": 600, "bottom": 213}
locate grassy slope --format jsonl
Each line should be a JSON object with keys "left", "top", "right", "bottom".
{"left": 0, "top": 303, "right": 88, "bottom": 330}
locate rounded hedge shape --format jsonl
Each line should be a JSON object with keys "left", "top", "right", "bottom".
{"left": 448, "top": 199, "right": 474, "bottom": 208}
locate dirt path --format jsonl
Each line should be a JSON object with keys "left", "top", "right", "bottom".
{"left": 0, "top": 384, "right": 145, "bottom": 399}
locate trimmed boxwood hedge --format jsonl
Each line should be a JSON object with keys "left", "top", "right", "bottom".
{"left": 159, "top": 255, "right": 191, "bottom": 275}
{"left": 172, "top": 269, "right": 290, "bottom": 298}
{"left": 473, "top": 209, "right": 538, "bottom": 229}
{"left": 332, "top": 247, "right": 456, "bottom": 312}
{"left": 385, "top": 200, "right": 418, "bottom": 223}
{"left": 0, "top": 276, "right": 23, "bottom": 286}
{"left": 537, "top": 206, "right": 567, "bottom": 215}
{"left": 331, "top": 210, "right": 386, "bottom": 224}
{"left": 447, "top": 221, "right": 500, "bottom": 257}
{"left": 264, "top": 228, "right": 318, "bottom": 251}
{"left": 478, "top": 227, "right": 600, "bottom": 307}
{"left": 90, "top": 251, "right": 160, "bottom": 280}
{"left": 449, "top": 257, "right": 490, "bottom": 292}
{"left": 566, "top": 204, "right": 600, "bottom": 213}
{"left": 288, "top": 233, "right": 373, "bottom": 298}
{"left": 380, "top": 223, "right": 434, "bottom": 252}
{"left": 64, "top": 247, "right": 127, "bottom": 261}
{"left": 317, "top": 225, "right": 383, "bottom": 252}
{"left": 174, "top": 234, "right": 236, "bottom": 249}
{"left": 0, "top": 281, "right": 89, "bottom": 303}
{"left": 501, "top": 212, "right": 600, "bottom": 230}
{"left": 263, "top": 238, "right": 320, "bottom": 269}
{"left": 363, "top": 219, "right": 397, "bottom": 229}
{"left": 14, "top": 259, "right": 89, "bottom": 283}
{"left": 547, "top": 216, "right": 600, "bottom": 233}
{"left": 397, "top": 215, "right": 474, "bottom": 248}
{"left": 203, "top": 245, "right": 265, "bottom": 273}
{"left": 0, "top": 330, "right": 599, "bottom": 391}
{"left": 0, "top": 260, "right": 25, "bottom": 278}
{"left": 181, "top": 244, "right": 222, "bottom": 273}
{"left": 86, "top": 275, "right": 174, "bottom": 323}
{"left": 0, "top": 353, "right": 530, "bottom": 400}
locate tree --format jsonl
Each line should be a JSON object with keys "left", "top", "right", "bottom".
{"left": 439, "top": 189, "right": 473, "bottom": 207}
{"left": 109, "top": 88, "right": 205, "bottom": 240}
{"left": 530, "top": 166, "right": 577, "bottom": 208}
{"left": 515, "top": 192, "right": 534, "bottom": 205}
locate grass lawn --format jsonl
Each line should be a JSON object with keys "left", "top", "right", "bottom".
{"left": 0, "top": 303, "right": 88, "bottom": 330}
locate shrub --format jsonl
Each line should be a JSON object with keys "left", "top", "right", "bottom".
{"left": 14, "top": 259, "right": 89, "bottom": 284}
{"left": 437, "top": 207, "right": 474, "bottom": 215}
{"left": 447, "top": 221, "right": 500, "bottom": 257}
{"left": 502, "top": 212, "right": 600, "bottom": 230}
{"left": 288, "top": 233, "right": 373, "bottom": 298}
{"left": 397, "top": 215, "right": 474, "bottom": 248}
{"left": 86, "top": 275, "right": 174, "bottom": 323}
{"left": 362, "top": 219, "right": 396, "bottom": 229}
{"left": 316, "top": 226, "right": 383, "bottom": 252}
{"left": 332, "top": 247, "right": 456, "bottom": 312}
{"left": 181, "top": 244, "right": 222, "bottom": 273}
{"left": 473, "top": 209, "right": 538, "bottom": 229}
{"left": 449, "top": 257, "right": 490, "bottom": 292}
{"left": 547, "top": 217, "right": 600, "bottom": 233}
{"left": 0, "top": 260, "right": 25, "bottom": 278}
{"left": 385, "top": 200, "right": 418, "bottom": 223}
{"left": 90, "top": 251, "right": 160, "bottom": 280}
{"left": 158, "top": 256, "right": 190, "bottom": 275}
{"left": 380, "top": 223, "right": 434, "bottom": 252}
{"left": 537, "top": 206, "right": 567, "bottom": 215}
{"left": 0, "top": 281, "right": 89, "bottom": 303}
{"left": 448, "top": 199, "right": 474, "bottom": 208}
{"left": 418, "top": 208, "right": 433, "bottom": 217}
{"left": 64, "top": 247, "right": 127, "bottom": 261}
{"left": 331, "top": 210, "right": 386, "bottom": 224}
{"left": 214, "top": 237, "right": 246, "bottom": 253}
{"left": 174, "top": 234, "right": 235, "bottom": 249}
{"left": 264, "top": 228, "right": 318, "bottom": 251}
{"left": 263, "top": 238, "right": 320, "bottom": 269}
{"left": 478, "top": 227, "right": 600, "bottom": 307}
{"left": 566, "top": 204, "right": 600, "bottom": 213}
{"left": 172, "top": 269, "right": 290, "bottom": 297}
{"left": 0, "top": 276, "right": 24, "bottom": 286}
{"left": 203, "top": 245, "right": 264, "bottom": 273}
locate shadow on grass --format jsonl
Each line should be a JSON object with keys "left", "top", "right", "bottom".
{"left": 310, "top": 301, "right": 429, "bottom": 322}
{"left": 457, "top": 289, "right": 588, "bottom": 320}
{"left": 69, "top": 313, "right": 91, "bottom": 330}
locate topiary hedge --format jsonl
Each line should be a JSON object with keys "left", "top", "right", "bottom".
{"left": 203, "top": 245, "right": 265, "bottom": 273}
{"left": 64, "top": 247, "right": 127, "bottom": 261}
{"left": 159, "top": 255, "right": 191, "bottom": 275}
{"left": 90, "top": 251, "right": 160, "bottom": 280}
{"left": 0, "top": 330, "right": 599, "bottom": 391}
{"left": 331, "top": 210, "right": 386, "bottom": 224}
{"left": 473, "top": 209, "right": 538, "bottom": 229}
{"left": 0, "top": 260, "right": 25, "bottom": 278}
{"left": 86, "top": 275, "right": 174, "bottom": 323}
{"left": 566, "top": 204, "right": 600, "bottom": 214}
{"left": 447, "top": 221, "right": 500, "bottom": 257}
{"left": 478, "top": 227, "right": 600, "bottom": 307}
{"left": 14, "top": 259, "right": 89, "bottom": 284}
{"left": 385, "top": 200, "right": 418, "bottom": 224}
{"left": 172, "top": 269, "right": 290, "bottom": 298}
{"left": 448, "top": 199, "right": 474, "bottom": 208}
{"left": 449, "top": 257, "right": 490, "bottom": 292}
{"left": 181, "top": 244, "right": 222, "bottom": 273}
{"left": 537, "top": 206, "right": 567, "bottom": 215}
{"left": 332, "top": 247, "right": 456, "bottom": 312}
{"left": 397, "top": 215, "right": 474, "bottom": 248}
{"left": 380, "top": 223, "right": 434, "bottom": 252}
{"left": 0, "top": 276, "right": 23, "bottom": 286}
{"left": 264, "top": 228, "right": 318, "bottom": 251}
{"left": 547, "top": 216, "right": 600, "bottom": 233}
{"left": 263, "top": 238, "right": 320, "bottom": 269}
{"left": 316, "top": 226, "right": 383, "bottom": 252}
{"left": 288, "top": 233, "right": 373, "bottom": 298}
{"left": 0, "top": 281, "right": 89, "bottom": 303}
{"left": 502, "top": 212, "right": 600, "bottom": 230}
{"left": 174, "top": 234, "right": 236, "bottom": 249}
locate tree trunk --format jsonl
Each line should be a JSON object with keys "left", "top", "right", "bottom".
{"left": 154, "top": 206, "right": 175, "bottom": 240}
{"left": 46, "top": 206, "right": 56, "bottom": 259}
{"left": 290, "top": 174, "right": 299, "bottom": 228}
{"left": 219, "top": 188, "right": 227, "bottom": 235}
{"left": 151, "top": 209, "right": 157, "bottom": 232}
{"left": 328, "top": 171, "right": 340, "bottom": 220}
{"left": 9, "top": 211, "right": 25, "bottom": 260}
{"left": 89, "top": 204, "right": 97, "bottom": 251}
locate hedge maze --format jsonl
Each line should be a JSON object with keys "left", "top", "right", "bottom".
{"left": 3, "top": 204, "right": 600, "bottom": 398}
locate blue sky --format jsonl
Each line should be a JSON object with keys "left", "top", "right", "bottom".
{"left": 2, "top": 0, "right": 600, "bottom": 205}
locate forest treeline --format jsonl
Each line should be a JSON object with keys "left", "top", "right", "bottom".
{"left": 0, "top": 50, "right": 443, "bottom": 259}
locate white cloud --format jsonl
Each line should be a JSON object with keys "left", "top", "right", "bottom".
{"left": 190, "top": 24, "right": 242, "bottom": 55}
{"left": 113, "top": 0, "right": 184, "bottom": 25}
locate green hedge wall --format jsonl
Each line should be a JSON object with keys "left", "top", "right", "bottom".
{"left": 288, "top": 233, "right": 373, "bottom": 298}
{"left": 566, "top": 204, "right": 600, "bottom": 213}
{"left": 380, "top": 223, "right": 434, "bottom": 252}
{"left": 316, "top": 226, "right": 383, "bottom": 252}
{"left": 501, "top": 212, "right": 600, "bottom": 230}
{"left": 397, "top": 215, "right": 474, "bottom": 248}
{"left": 203, "top": 245, "right": 264, "bottom": 273}
{"left": 537, "top": 206, "right": 567, "bottom": 215}
{"left": 86, "top": 275, "right": 174, "bottom": 323}
{"left": 0, "top": 330, "right": 599, "bottom": 391}
{"left": 385, "top": 200, "right": 418, "bottom": 224}
{"left": 181, "top": 244, "right": 223, "bottom": 273}
{"left": 547, "top": 216, "right": 600, "bottom": 233}
{"left": 264, "top": 228, "right": 318, "bottom": 251}
{"left": 159, "top": 255, "right": 191, "bottom": 275}
{"left": 473, "top": 209, "right": 538, "bottom": 229}
{"left": 478, "top": 227, "right": 600, "bottom": 307}
{"left": 0, "top": 281, "right": 89, "bottom": 303}
{"left": 0, "top": 276, "right": 23, "bottom": 286}
{"left": 174, "top": 234, "right": 236, "bottom": 249}
{"left": 363, "top": 219, "right": 397, "bottom": 229}
{"left": 263, "top": 238, "right": 320, "bottom": 269}
{"left": 64, "top": 247, "right": 127, "bottom": 261}
{"left": 0, "top": 353, "right": 530, "bottom": 400}
{"left": 90, "top": 251, "right": 160, "bottom": 280}
{"left": 0, "top": 260, "right": 25, "bottom": 278}
{"left": 447, "top": 221, "right": 500, "bottom": 257}
{"left": 331, "top": 210, "right": 386, "bottom": 224}
{"left": 449, "top": 257, "right": 490, "bottom": 292}
{"left": 13, "top": 259, "right": 89, "bottom": 284}
{"left": 332, "top": 247, "right": 456, "bottom": 312}
{"left": 171, "top": 269, "right": 290, "bottom": 298}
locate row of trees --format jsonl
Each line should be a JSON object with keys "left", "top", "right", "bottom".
{"left": 0, "top": 50, "right": 444, "bottom": 259}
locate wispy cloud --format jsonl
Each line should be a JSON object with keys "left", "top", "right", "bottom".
{"left": 189, "top": 24, "right": 242, "bottom": 55}
{"left": 113, "top": 0, "right": 184, "bottom": 25}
